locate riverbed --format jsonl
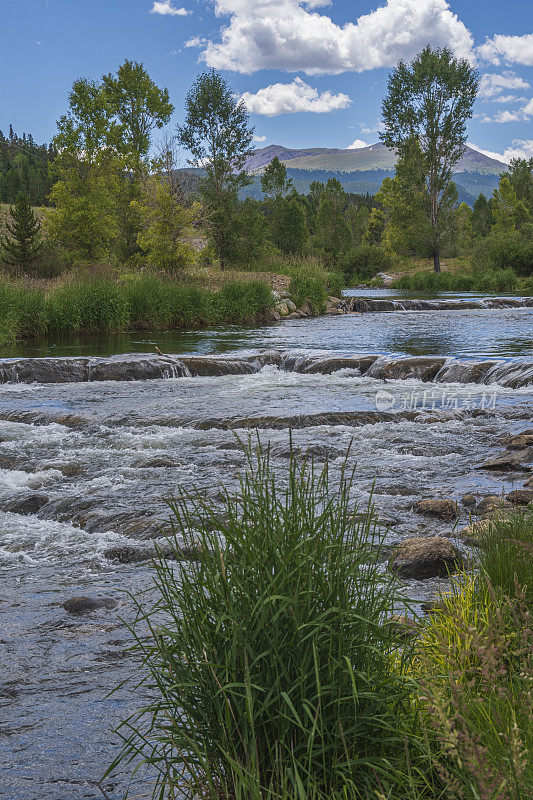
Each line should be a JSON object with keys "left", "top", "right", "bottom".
{"left": 0, "top": 296, "right": 532, "bottom": 799}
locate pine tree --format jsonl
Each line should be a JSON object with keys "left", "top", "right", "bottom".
{"left": 1, "top": 191, "right": 42, "bottom": 271}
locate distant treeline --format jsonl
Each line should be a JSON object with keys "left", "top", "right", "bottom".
{"left": 0, "top": 126, "right": 57, "bottom": 206}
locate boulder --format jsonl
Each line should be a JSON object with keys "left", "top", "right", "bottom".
{"left": 276, "top": 301, "right": 290, "bottom": 316}
{"left": 478, "top": 450, "right": 532, "bottom": 471}
{"left": 503, "top": 431, "right": 533, "bottom": 450}
{"left": 457, "top": 517, "right": 498, "bottom": 546}
{"left": 477, "top": 495, "right": 511, "bottom": 515}
{"left": 506, "top": 489, "right": 533, "bottom": 506}
{"left": 412, "top": 498, "right": 458, "bottom": 521}
{"left": 286, "top": 299, "right": 297, "bottom": 313}
{"left": 461, "top": 494, "right": 477, "bottom": 508}
{"left": 5, "top": 494, "right": 49, "bottom": 515}
{"left": 62, "top": 596, "right": 117, "bottom": 615}
{"left": 389, "top": 537, "right": 465, "bottom": 579}
{"left": 524, "top": 475, "right": 533, "bottom": 489}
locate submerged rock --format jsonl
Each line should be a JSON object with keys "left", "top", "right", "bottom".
{"left": 477, "top": 495, "right": 511, "bottom": 515}
{"left": 412, "top": 498, "right": 458, "bottom": 521}
{"left": 62, "top": 596, "right": 117, "bottom": 615}
{"left": 5, "top": 494, "right": 49, "bottom": 515}
{"left": 389, "top": 537, "right": 465, "bottom": 579}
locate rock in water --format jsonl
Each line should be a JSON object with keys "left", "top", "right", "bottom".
{"left": 62, "top": 596, "right": 117, "bottom": 615}
{"left": 506, "top": 489, "right": 533, "bottom": 506}
{"left": 477, "top": 495, "right": 511, "bottom": 515}
{"left": 389, "top": 537, "right": 465, "bottom": 579}
{"left": 412, "top": 498, "right": 458, "bottom": 521}
{"left": 461, "top": 494, "right": 477, "bottom": 508}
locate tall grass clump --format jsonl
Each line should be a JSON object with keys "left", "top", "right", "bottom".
{"left": 0, "top": 280, "right": 47, "bottom": 339}
{"left": 46, "top": 276, "right": 129, "bottom": 335}
{"left": 415, "top": 575, "right": 532, "bottom": 800}
{"left": 413, "top": 512, "right": 533, "bottom": 800}
{"left": 212, "top": 280, "right": 273, "bottom": 325}
{"left": 109, "top": 443, "right": 425, "bottom": 800}
{"left": 475, "top": 510, "right": 533, "bottom": 609}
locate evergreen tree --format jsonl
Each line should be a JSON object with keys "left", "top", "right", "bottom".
{"left": 506, "top": 158, "right": 533, "bottom": 212}
{"left": 1, "top": 191, "right": 42, "bottom": 271}
{"left": 381, "top": 46, "right": 478, "bottom": 271}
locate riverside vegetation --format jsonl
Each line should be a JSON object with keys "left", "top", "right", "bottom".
{"left": 1, "top": 50, "right": 532, "bottom": 348}
{"left": 108, "top": 443, "right": 532, "bottom": 800}
{"left": 1, "top": 46, "right": 532, "bottom": 799}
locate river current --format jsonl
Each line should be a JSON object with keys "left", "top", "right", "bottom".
{"left": 0, "top": 295, "right": 532, "bottom": 799}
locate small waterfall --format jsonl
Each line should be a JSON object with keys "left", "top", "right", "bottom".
{"left": 345, "top": 297, "right": 531, "bottom": 313}
{"left": 0, "top": 351, "right": 531, "bottom": 387}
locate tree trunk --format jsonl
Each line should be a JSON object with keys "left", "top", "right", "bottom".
{"left": 433, "top": 249, "right": 440, "bottom": 273}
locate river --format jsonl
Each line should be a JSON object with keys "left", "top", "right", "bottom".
{"left": 0, "top": 292, "right": 532, "bottom": 799}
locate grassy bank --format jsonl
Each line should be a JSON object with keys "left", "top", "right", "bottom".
{"left": 0, "top": 271, "right": 274, "bottom": 345}
{"left": 109, "top": 445, "right": 532, "bottom": 800}
{"left": 391, "top": 268, "right": 533, "bottom": 293}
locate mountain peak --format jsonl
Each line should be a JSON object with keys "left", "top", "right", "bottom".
{"left": 245, "top": 142, "right": 507, "bottom": 175}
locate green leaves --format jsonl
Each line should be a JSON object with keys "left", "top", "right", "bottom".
{"left": 380, "top": 46, "right": 479, "bottom": 271}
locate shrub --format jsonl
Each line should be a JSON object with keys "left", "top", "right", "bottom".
{"left": 109, "top": 443, "right": 423, "bottom": 800}
{"left": 415, "top": 575, "right": 532, "bottom": 800}
{"left": 473, "top": 231, "right": 533, "bottom": 276}
{"left": 339, "top": 245, "right": 393, "bottom": 282}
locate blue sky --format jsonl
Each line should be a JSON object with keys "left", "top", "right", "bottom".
{"left": 2, "top": 0, "right": 532, "bottom": 162}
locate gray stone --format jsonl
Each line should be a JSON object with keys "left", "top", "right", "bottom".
{"left": 389, "top": 537, "right": 465, "bottom": 579}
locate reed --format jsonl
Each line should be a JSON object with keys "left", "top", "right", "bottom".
{"left": 107, "top": 441, "right": 425, "bottom": 800}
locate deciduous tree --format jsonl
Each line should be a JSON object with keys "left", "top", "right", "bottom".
{"left": 177, "top": 70, "right": 254, "bottom": 268}
{"left": 381, "top": 46, "right": 478, "bottom": 271}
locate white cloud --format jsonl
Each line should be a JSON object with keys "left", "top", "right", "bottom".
{"left": 468, "top": 139, "right": 533, "bottom": 165}
{"left": 253, "top": 134, "right": 267, "bottom": 142}
{"left": 478, "top": 71, "right": 529, "bottom": 102}
{"left": 481, "top": 98, "right": 533, "bottom": 123}
{"left": 347, "top": 139, "right": 369, "bottom": 149}
{"left": 151, "top": 1, "right": 189, "bottom": 16}
{"left": 360, "top": 120, "right": 385, "bottom": 135}
{"left": 196, "top": 0, "right": 474, "bottom": 75}
{"left": 478, "top": 33, "right": 533, "bottom": 66}
{"left": 241, "top": 77, "right": 351, "bottom": 115}
{"left": 503, "top": 139, "right": 533, "bottom": 162}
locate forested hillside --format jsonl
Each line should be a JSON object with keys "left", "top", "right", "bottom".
{"left": 0, "top": 127, "right": 56, "bottom": 205}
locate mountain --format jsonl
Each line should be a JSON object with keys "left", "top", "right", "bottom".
{"left": 244, "top": 142, "right": 507, "bottom": 176}
{"left": 241, "top": 142, "right": 506, "bottom": 205}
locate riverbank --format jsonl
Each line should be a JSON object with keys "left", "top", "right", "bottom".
{"left": 0, "top": 271, "right": 276, "bottom": 346}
